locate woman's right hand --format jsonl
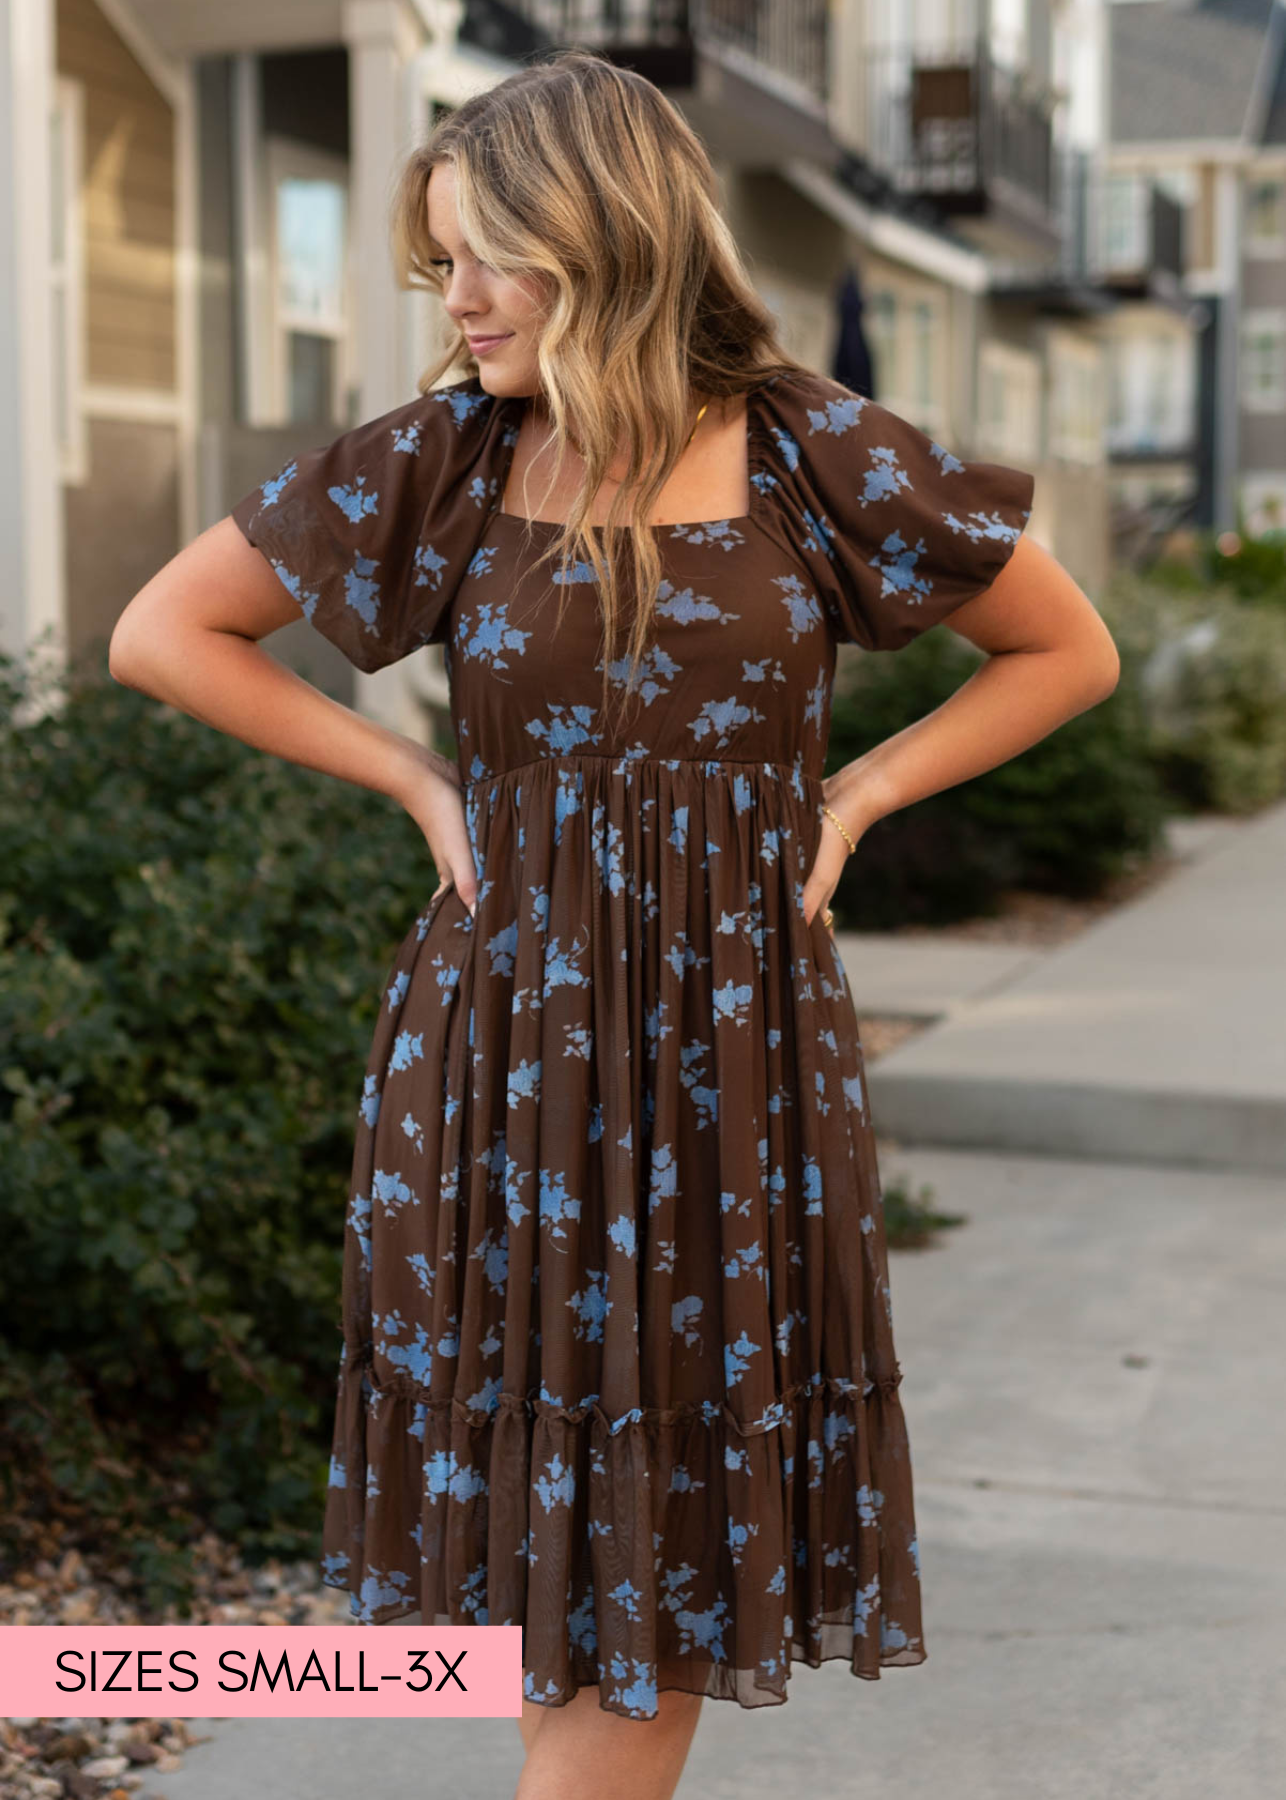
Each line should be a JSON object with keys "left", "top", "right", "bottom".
{"left": 398, "top": 753, "right": 478, "bottom": 918}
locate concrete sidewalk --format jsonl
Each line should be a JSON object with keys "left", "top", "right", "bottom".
{"left": 151, "top": 1146, "right": 1286, "bottom": 1799}
{"left": 854, "top": 798, "right": 1286, "bottom": 1175}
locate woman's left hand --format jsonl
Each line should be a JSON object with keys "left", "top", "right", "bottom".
{"left": 802, "top": 783, "right": 870, "bottom": 932}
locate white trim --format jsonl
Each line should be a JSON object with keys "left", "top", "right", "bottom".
{"left": 0, "top": 0, "right": 65, "bottom": 675}
{"left": 87, "top": 0, "right": 183, "bottom": 109}
{"left": 344, "top": 0, "right": 433, "bottom": 733}
{"left": 50, "top": 75, "right": 87, "bottom": 486}
{"left": 408, "top": 0, "right": 464, "bottom": 39}
{"left": 233, "top": 54, "right": 274, "bottom": 428}
{"left": 1106, "top": 142, "right": 1268, "bottom": 167}
{"left": 1213, "top": 163, "right": 1241, "bottom": 529}
{"left": 82, "top": 383, "right": 183, "bottom": 423}
{"left": 344, "top": 0, "right": 424, "bottom": 58}
{"left": 344, "top": 0, "right": 425, "bottom": 422}
{"left": 780, "top": 157, "right": 990, "bottom": 295}
{"left": 173, "top": 58, "right": 199, "bottom": 543}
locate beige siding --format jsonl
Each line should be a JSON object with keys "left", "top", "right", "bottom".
{"left": 64, "top": 417, "right": 180, "bottom": 666}
{"left": 56, "top": 0, "right": 176, "bottom": 392}
{"left": 1192, "top": 164, "right": 1217, "bottom": 272}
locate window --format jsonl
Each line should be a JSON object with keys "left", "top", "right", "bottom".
{"left": 1105, "top": 328, "right": 1194, "bottom": 454}
{"left": 990, "top": 0, "right": 1027, "bottom": 71}
{"left": 235, "top": 52, "right": 354, "bottom": 433}
{"left": 1240, "top": 310, "right": 1286, "bottom": 412}
{"left": 867, "top": 289, "right": 899, "bottom": 401}
{"left": 1240, "top": 475, "right": 1286, "bottom": 541}
{"left": 978, "top": 341, "right": 1041, "bottom": 464}
{"left": 266, "top": 139, "right": 350, "bottom": 426}
{"left": 1145, "top": 337, "right": 1180, "bottom": 445}
{"left": 50, "top": 76, "right": 86, "bottom": 483}
{"left": 910, "top": 299, "right": 936, "bottom": 411}
{"left": 1101, "top": 173, "right": 1146, "bottom": 273}
{"left": 1049, "top": 337, "right": 1104, "bottom": 465}
{"left": 865, "top": 285, "right": 945, "bottom": 433}
{"left": 1246, "top": 176, "right": 1286, "bottom": 256}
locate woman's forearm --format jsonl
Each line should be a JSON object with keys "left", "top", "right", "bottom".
{"left": 831, "top": 644, "right": 1120, "bottom": 834}
{"left": 109, "top": 624, "right": 447, "bottom": 808}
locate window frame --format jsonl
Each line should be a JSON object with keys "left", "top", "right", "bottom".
{"left": 1245, "top": 173, "right": 1286, "bottom": 259}
{"left": 262, "top": 133, "right": 353, "bottom": 429}
{"left": 865, "top": 281, "right": 947, "bottom": 438}
{"left": 1239, "top": 308, "right": 1286, "bottom": 413}
{"left": 1048, "top": 332, "right": 1105, "bottom": 467}
{"left": 977, "top": 340, "right": 1042, "bottom": 466}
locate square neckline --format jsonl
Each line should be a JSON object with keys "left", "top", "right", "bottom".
{"left": 489, "top": 379, "right": 776, "bottom": 535}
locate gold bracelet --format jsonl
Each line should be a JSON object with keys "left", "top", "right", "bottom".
{"left": 822, "top": 803, "right": 857, "bottom": 855}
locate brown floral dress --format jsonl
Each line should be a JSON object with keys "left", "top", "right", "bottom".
{"left": 231, "top": 367, "right": 1034, "bottom": 1719}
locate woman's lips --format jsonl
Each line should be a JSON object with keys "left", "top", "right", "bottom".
{"left": 468, "top": 334, "right": 513, "bottom": 354}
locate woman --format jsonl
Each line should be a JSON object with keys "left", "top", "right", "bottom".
{"left": 110, "top": 47, "right": 1119, "bottom": 1800}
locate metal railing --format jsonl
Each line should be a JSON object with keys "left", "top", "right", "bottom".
{"left": 691, "top": 0, "right": 829, "bottom": 101}
{"left": 860, "top": 39, "right": 1057, "bottom": 219}
{"left": 480, "top": 0, "right": 830, "bottom": 100}
{"left": 1056, "top": 153, "right": 1187, "bottom": 286}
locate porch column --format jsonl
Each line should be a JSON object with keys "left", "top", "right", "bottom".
{"left": 342, "top": 0, "right": 433, "bottom": 732}
{"left": 0, "top": 0, "right": 65, "bottom": 688}
{"left": 342, "top": 0, "right": 427, "bottom": 418}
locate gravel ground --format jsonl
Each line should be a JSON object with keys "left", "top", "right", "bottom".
{"left": 1, "top": 1535, "right": 348, "bottom": 1799}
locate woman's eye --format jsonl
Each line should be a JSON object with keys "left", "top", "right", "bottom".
{"left": 428, "top": 255, "right": 494, "bottom": 275}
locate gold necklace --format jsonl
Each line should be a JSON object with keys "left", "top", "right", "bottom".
{"left": 598, "top": 399, "right": 710, "bottom": 477}
{"left": 684, "top": 400, "right": 709, "bottom": 450}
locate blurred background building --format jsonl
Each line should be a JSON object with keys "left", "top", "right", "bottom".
{"left": 2, "top": 0, "right": 1281, "bottom": 746}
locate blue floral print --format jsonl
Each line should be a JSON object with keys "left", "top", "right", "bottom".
{"left": 229, "top": 366, "right": 1034, "bottom": 1718}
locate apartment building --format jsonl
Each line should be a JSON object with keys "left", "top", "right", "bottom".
{"left": 1, "top": 0, "right": 1170, "bottom": 747}
{"left": 1107, "top": 0, "right": 1286, "bottom": 537}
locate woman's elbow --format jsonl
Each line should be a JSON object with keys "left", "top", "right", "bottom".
{"left": 1088, "top": 620, "right": 1122, "bottom": 701}
{"left": 108, "top": 595, "right": 164, "bottom": 691}
{"left": 107, "top": 613, "right": 144, "bottom": 688}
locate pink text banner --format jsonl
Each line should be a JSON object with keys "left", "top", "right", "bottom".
{"left": 0, "top": 1626, "right": 523, "bottom": 1719}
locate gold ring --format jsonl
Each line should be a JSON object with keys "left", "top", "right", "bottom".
{"left": 822, "top": 906, "right": 834, "bottom": 929}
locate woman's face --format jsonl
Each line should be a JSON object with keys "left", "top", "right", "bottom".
{"left": 426, "top": 162, "right": 545, "bottom": 396}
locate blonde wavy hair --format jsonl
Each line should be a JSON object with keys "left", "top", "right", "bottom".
{"left": 390, "top": 46, "right": 813, "bottom": 727}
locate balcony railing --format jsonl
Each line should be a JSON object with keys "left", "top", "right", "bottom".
{"left": 692, "top": 0, "right": 828, "bottom": 101}
{"left": 462, "top": 1, "right": 829, "bottom": 101}
{"left": 1057, "top": 155, "right": 1188, "bottom": 289}
{"left": 860, "top": 39, "right": 1057, "bottom": 223}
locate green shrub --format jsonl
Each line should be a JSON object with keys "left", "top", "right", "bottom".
{"left": 0, "top": 642, "right": 448, "bottom": 1613}
{"left": 1, "top": 640, "right": 971, "bottom": 1605}
{"left": 1144, "top": 524, "right": 1286, "bottom": 607}
{"left": 824, "top": 626, "right": 1170, "bottom": 930}
{"left": 1100, "top": 575, "right": 1286, "bottom": 813}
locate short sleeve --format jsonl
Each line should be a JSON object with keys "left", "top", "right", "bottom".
{"left": 756, "top": 370, "right": 1035, "bottom": 652}
{"left": 229, "top": 380, "right": 507, "bottom": 674}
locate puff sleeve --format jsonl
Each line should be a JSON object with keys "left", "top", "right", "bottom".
{"left": 229, "top": 380, "right": 505, "bottom": 673}
{"left": 757, "top": 371, "right": 1035, "bottom": 652}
